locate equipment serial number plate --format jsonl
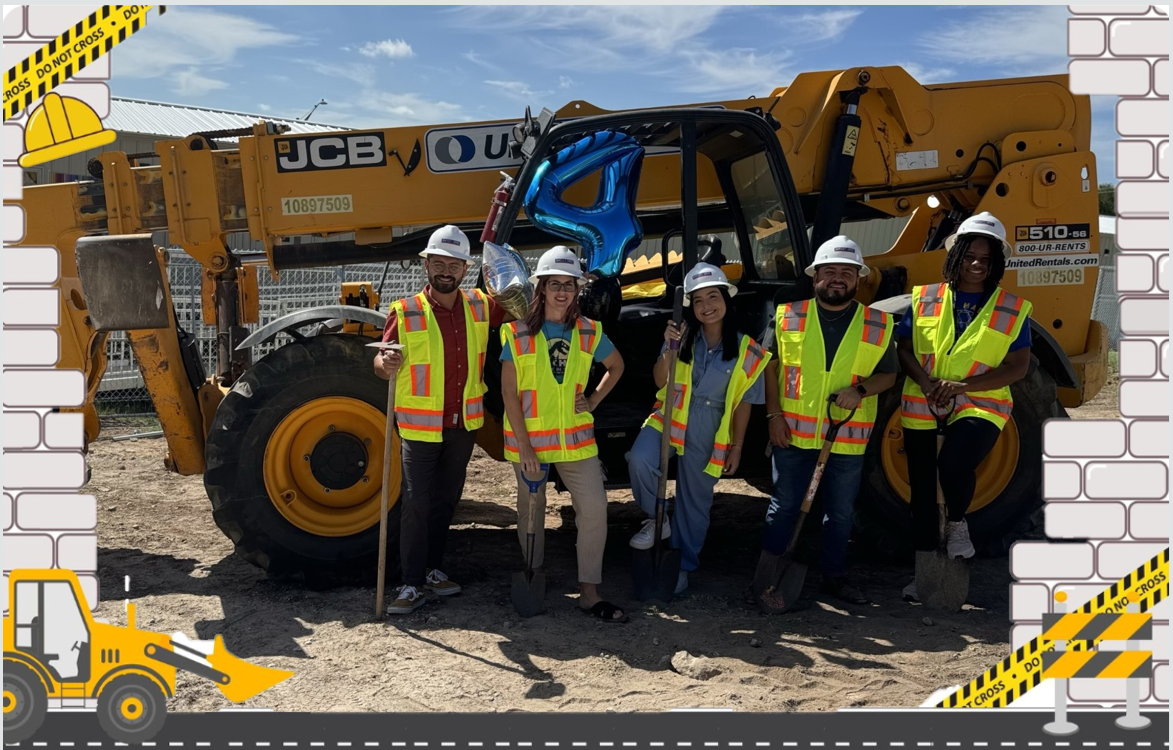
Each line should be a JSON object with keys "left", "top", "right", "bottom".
{"left": 1017, "top": 267, "right": 1084, "bottom": 286}
{"left": 281, "top": 195, "right": 353, "bottom": 215}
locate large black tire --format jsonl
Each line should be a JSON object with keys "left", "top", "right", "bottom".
{"left": 857, "top": 356, "right": 1065, "bottom": 558}
{"left": 205, "top": 335, "right": 402, "bottom": 585}
{"left": 4, "top": 661, "right": 47, "bottom": 743}
{"left": 96, "top": 673, "right": 167, "bottom": 744}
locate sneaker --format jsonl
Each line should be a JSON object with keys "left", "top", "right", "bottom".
{"left": 945, "top": 520, "right": 976, "bottom": 559}
{"left": 902, "top": 581, "right": 918, "bottom": 602}
{"left": 424, "top": 569, "right": 462, "bottom": 597}
{"left": 386, "top": 585, "right": 427, "bottom": 615}
{"left": 629, "top": 516, "right": 671, "bottom": 550}
{"left": 819, "top": 576, "right": 869, "bottom": 605}
{"left": 675, "top": 570, "right": 689, "bottom": 595}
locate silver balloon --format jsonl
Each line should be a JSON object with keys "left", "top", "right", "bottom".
{"left": 482, "top": 241, "right": 533, "bottom": 320}
{"left": 523, "top": 131, "right": 644, "bottom": 278}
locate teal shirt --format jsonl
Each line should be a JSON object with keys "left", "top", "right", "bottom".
{"left": 500, "top": 320, "right": 615, "bottom": 384}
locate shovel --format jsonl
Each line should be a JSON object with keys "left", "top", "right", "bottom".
{"left": 367, "top": 341, "right": 404, "bottom": 620}
{"left": 914, "top": 400, "right": 969, "bottom": 611}
{"left": 753, "top": 397, "right": 857, "bottom": 615}
{"left": 632, "top": 287, "right": 686, "bottom": 603}
{"left": 512, "top": 464, "right": 550, "bottom": 618}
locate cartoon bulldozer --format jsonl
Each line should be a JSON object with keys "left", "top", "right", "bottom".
{"left": 3, "top": 569, "right": 293, "bottom": 743}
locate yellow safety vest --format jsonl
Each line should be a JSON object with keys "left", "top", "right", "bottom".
{"left": 775, "top": 300, "right": 893, "bottom": 455}
{"left": 901, "top": 283, "right": 1031, "bottom": 431}
{"left": 391, "top": 289, "right": 490, "bottom": 442}
{"left": 501, "top": 317, "right": 602, "bottom": 463}
{"left": 644, "top": 335, "right": 771, "bottom": 477}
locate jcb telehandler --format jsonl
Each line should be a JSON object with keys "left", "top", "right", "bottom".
{"left": 9, "top": 67, "right": 1106, "bottom": 583}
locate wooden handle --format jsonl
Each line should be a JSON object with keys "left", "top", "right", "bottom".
{"left": 375, "top": 373, "right": 397, "bottom": 619}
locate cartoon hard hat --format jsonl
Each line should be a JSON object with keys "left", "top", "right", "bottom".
{"left": 19, "top": 92, "right": 117, "bottom": 168}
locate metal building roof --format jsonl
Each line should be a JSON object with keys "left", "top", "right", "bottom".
{"left": 105, "top": 97, "right": 350, "bottom": 138}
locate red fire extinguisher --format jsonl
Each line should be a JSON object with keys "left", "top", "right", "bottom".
{"left": 480, "top": 171, "right": 515, "bottom": 244}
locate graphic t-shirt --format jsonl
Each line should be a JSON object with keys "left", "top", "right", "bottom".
{"left": 500, "top": 320, "right": 616, "bottom": 384}
{"left": 895, "top": 289, "right": 1031, "bottom": 353}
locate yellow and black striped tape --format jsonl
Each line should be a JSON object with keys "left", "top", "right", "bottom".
{"left": 937, "top": 546, "right": 1169, "bottom": 708}
{"left": 3, "top": 5, "right": 165, "bottom": 121}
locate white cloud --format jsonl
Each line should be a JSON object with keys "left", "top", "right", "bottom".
{"left": 559, "top": 76, "right": 575, "bottom": 90}
{"left": 358, "top": 39, "right": 414, "bottom": 59}
{"left": 484, "top": 80, "right": 552, "bottom": 103}
{"left": 114, "top": 8, "right": 298, "bottom": 81}
{"left": 462, "top": 51, "right": 501, "bottom": 71}
{"left": 351, "top": 91, "right": 468, "bottom": 126}
{"left": 296, "top": 59, "right": 376, "bottom": 85}
{"left": 779, "top": 9, "right": 863, "bottom": 43}
{"left": 258, "top": 103, "right": 273, "bottom": 112}
{"left": 173, "top": 68, "right": 229, "bottom": 98}
{"left": 674, "top": 48, "right": 791, "bottom": 96}
{"left": 919, "top": 6, "right": 1067, "bottom": 70}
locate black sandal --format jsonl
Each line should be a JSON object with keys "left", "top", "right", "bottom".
{"left": 581, "top": 600, "right": 629, "bottom": 624}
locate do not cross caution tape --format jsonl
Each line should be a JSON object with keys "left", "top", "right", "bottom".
{"left": 936, "top": 547, "right": 1169, "bottom": 709}
{"left": 3, "top": 5, "right": 166, "bottom": 121}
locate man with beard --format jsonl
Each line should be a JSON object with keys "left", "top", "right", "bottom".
{"left": 374, "top": 225, "right": 507, "bottom": 614}
{"left": 754, "top": 236, "right": 897, "bottom": 608}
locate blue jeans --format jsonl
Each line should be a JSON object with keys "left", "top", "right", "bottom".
{"left": 761, "top": 445, "right": 864, "bottom": 578}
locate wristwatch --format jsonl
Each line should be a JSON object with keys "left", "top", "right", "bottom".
{"left": 855, "top": 384, "right": 867, "bottom": 397}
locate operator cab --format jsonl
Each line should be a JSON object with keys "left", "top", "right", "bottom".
{"left": 492, "top": 108, "right": 813, "bottom": 484}
{"left": 12, "top": 579, "right": 92, "bottom": 683}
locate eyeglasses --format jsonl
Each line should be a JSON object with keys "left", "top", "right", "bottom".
{"left": 545, "top": 281, "right": 579, "bottom": 293}
{"left": 427, "top": 259, "right": 467, "bottom": 275}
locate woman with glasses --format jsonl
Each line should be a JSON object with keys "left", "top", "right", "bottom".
{"left": 500, "top": 246, "right": 628, "bottom": 623}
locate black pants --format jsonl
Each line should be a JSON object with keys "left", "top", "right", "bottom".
{"left": 399, "top": 428, "right": 477, "bottom": 587}
{"left": 904, "top": 417, "right": 1002, "bottom": 552}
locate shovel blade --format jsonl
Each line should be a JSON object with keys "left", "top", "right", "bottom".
{"left": 757, "top": 557, "right": 807, "bottom": 615}
{"left": 632, "top": 547, "right": 681, "bottom": 603}
{"left": 914, "top": 550, "right": 969, "bottom": 612}
{"left": 511, "top": 569, "right": 545, "bottom": 618}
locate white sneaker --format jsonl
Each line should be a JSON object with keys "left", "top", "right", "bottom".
{"left": 902, "top": 581, "right": 918, "bottom": 602}
{"left": 945, "top": 520, "right": 976, "bottom": 559}
{"left": 424, "top": 568, "right": 462, "bottom": 597}
{"left": 629, "top": 516, "right": 671, "bottom": 550}
{"left": 386, "top": 585, "right": 427, "bottom": 615}
{"left": 675, "top": 570, "right": 689, "bottom": 595}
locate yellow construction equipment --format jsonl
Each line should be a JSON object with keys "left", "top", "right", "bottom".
{"left": 3, "top": 569, "right": 292, "bottom": 743}
{"left": 8, "top": 66, "right": 1106, "bottom": 580}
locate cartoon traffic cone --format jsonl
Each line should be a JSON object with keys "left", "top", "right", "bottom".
{"left": 18, "top": 92, "right": 116, "bottom": 168}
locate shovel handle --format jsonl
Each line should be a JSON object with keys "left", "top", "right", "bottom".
{"left": 375, "top": 370, "right": 398, "bottom": 619}
{"left": 654, "top": 288, "right": 686, "bottom": 534}
{"left": 521, "top": 465, "right": 548, "bottom": 569}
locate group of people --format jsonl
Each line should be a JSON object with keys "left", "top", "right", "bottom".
{"left": 372, "top": 210, "right": 1033, "bottom": 621}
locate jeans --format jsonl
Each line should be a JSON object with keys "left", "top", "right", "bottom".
{"left": 761, "top": 445, "right": 864, "bottom": 578}
{"left": 399, "top": 428, "right": 477, "bottom": 587}
{"left": 903, "top": 416, "right": 1002, "bottom": 552}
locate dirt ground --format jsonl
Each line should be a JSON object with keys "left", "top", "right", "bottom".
{"left": 90, "top": 383, "right": 1119, "bottom": 713}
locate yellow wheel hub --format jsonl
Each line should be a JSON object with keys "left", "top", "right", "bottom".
{"left": 3, "top": 689, "right": 16, "bottom": 714}
{"left": 119, "top": 696, "right": 143, "bottom": 720}
{"left": 263, "top": 396, "right": 400, "bottom": 537}
{"left": 880, "top": 411, "right": 1019, "bottom": 513}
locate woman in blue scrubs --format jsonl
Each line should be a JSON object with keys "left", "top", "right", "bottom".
{"left": 626, "top": 264, "right": 770, "bottom": 594}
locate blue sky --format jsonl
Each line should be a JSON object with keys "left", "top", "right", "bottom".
{"left": 110, "top": 5, "right": 1119, "bottom": 178}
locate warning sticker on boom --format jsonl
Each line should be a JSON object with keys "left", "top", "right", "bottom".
{"left": 1013, "top": 223, "right": 1092, "bottom": 254}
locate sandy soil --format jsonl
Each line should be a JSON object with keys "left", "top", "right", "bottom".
{"left": 89, "top": 387, "right": 1117, "bottom": 713}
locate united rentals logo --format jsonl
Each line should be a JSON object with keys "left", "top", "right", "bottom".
{"left": 554, "top": 257, "right": 576, "bottom": 265}
{"left": 425, "top": 123, "right": 519, "bottom": 174}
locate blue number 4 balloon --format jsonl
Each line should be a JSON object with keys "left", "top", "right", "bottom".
{"left": 523, "top": 131, "right": 645, "bottom": 278}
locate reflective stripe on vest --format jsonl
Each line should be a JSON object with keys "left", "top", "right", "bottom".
{"left": 900, "top": 283, "right": 1031, "bottom": 431}
{"left": 775, "top": 301, "right": 891, "bottom": 455}
{"left": 393, "top": 289, "right": 490, "bottom": 441}
{"left": 643, "top": 335, "right": 772, "bottom": 477}
{"left": 502, "top": 317, "right": 602, "bottom": 463}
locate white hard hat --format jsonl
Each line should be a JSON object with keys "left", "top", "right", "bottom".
{"left": 805, "top": 235, "right": 870, "bottom": 277}
{"left": 682, "top": 262, "right": 737, "bottom": 305}
{"left": 420, "top": 224, "right": 474, "bottom": 262}
{"left": 529, "top": 246, "right": 586, "bottom": 286}
{"left": 945, "top": 211, "right": 1012, "bottom": 255}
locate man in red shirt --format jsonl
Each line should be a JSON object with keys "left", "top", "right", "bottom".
{"left": 374, "top": 225, "right": 507, "bottom": 614}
